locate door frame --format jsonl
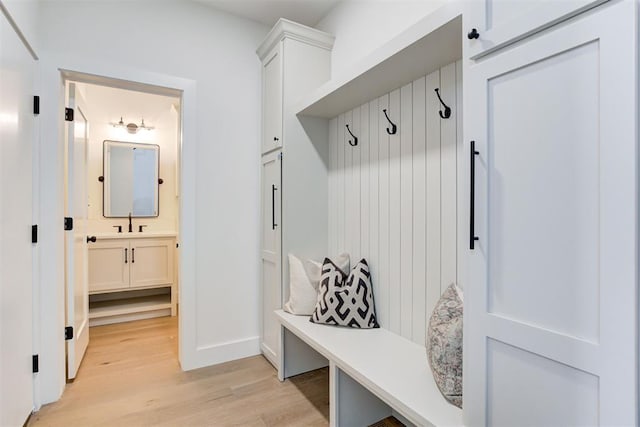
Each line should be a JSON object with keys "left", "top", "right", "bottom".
{"left": 35, "top": 59, "right": 197, "bottom": 408}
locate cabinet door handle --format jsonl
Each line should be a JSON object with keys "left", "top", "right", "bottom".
{"left": 124, "top": 248, "right": 128, "bottom": 264}
{"left": 132, "top": 248, "right": 135, "bottom": 263}
{"left": 272, "top": 184, "right": 278, "bottom": 230}
{"left": 470, "top": 140, "right": 480, "bottom": 250}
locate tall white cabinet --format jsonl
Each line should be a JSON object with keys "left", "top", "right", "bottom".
{"left": 464, "top": 1, "right": 638, "bottom": 425}
{"left": 257, "top": 20, "right": 334, "bottom": 368}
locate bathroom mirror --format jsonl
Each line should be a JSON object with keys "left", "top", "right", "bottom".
{"left": 103, "top": 140, "right": 160, "bottom": 218}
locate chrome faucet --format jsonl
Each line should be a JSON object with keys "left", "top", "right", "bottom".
{"left": 128, "top": 212, "right": 133, "bottom": 233}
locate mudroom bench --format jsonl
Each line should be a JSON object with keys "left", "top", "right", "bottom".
{"left": 275, "top": 310, "right": 463, "bottom": 427}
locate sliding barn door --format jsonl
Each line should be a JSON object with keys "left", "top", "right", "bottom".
{"left": 465, "top": 2, "right": 637, "bottom": 425}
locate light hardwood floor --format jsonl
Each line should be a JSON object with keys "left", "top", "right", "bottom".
{"left": 29, "top": 317, "right": 329, "bottom": 426}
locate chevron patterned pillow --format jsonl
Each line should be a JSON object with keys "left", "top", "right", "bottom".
{"left": 310, "top": 258, "right": 379, "bottom": 329}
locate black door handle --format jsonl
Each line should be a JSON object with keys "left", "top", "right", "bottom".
{"left": 272, "top": 184, "right": 278, "bottom": 230}
{"left": 131, "top": 248, "right": 135, "bottom": 263}
{"left": 87, "top": 236, "right": 97, "bottom": 243}
{"left": 124, "top": 248, "right": 128, "bottom": 264}
{"left": 470, "top": 141, "right": 480, "bottom": 250}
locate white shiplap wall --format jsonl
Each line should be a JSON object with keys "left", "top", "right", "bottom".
{"left": 328, "top": 60, "right": 462, "bottom": 346}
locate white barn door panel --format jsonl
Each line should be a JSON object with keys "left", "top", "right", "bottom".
{"left": 327, "top": 61, "right": 461, "bottom": 346}
{"left": 465, "top": 2, "right": 637, "bottom": 425}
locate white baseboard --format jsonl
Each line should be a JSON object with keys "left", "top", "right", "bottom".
{"left": 261, "top": 342, "right": 278, "bottom": 369}
{"left": 181, "top": 336, "right": 261, "bottom": 371}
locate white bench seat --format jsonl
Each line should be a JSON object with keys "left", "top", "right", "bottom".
{"left": 275, "top": 310, "right": 463, "bottom": 427}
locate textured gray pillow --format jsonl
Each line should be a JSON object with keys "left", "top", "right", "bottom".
{"left": 426, "top": 283, "right": 463, "bottom": 408}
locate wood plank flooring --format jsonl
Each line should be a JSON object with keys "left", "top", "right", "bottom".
{"left": 29, "top": 317, "right": 329, "bottom": 426}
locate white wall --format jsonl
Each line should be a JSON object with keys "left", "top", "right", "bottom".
{"left": 36, "top": 0, "right": 268, "bottom": 405}
{"left": 316, "top": 0, "right": 446, "bottom": 77}
{"left": 79, "top": 84, "right": 179, "bottom": 233}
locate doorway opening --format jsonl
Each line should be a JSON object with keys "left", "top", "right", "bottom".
{"left": 62, "top": 73, "right": 182, "bottom": 381}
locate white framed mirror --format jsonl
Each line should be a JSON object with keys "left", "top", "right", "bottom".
{"left": 103, "top": 140, "right": 160, "bottom": 218}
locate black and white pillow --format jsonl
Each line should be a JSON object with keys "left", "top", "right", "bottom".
{"left": 310, "top": 258, "right": 379, "bottom": 329}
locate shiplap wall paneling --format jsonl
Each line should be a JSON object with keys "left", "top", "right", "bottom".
{"left": 337, "top": 113, "right": 345, "bottom": 255}
{"left": 360, "top": 103, "right": 370, "bottom": 265}
{"left": 377, "top": 94, "right": 391, "bottom": 330}
{"left": 351, "top": 107, "right": 361, "bottom": 260}
{"left": 326, "top": 62, "right": 460, "bottom": 346}
{"left": 425, "top": 69, "right": 442, "bottom": 322}
{"left": 328, "top": 118, "right": 337, "bottom": 256}
{"left": 400, "top": 83, "right": 413, "bottom": 339}
{"left": 368, "top": 97, "right": 380, "bottom": 325}
{"left": 411, "top": 76, "right": 427, "bottom": 345}
{"left": 388, "top": 89, "right": 401, "bottom": 334}
{"left": 440, "top": 62, "right": 458, "bottom": 294}
{"left": 344, "top": 109, "right": 354, "bottom": 259}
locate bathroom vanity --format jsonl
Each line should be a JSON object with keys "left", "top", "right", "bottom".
{"left": 87, "top": 233, "right": 177, "bottom": 326}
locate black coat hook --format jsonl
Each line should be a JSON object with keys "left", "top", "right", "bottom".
{"left": 346, "top": 124, "right": 358, "bottom": 146}
{"left": 382, "top": 109, "right": 397, "bottom": 135}
{"left": 435, "top": 88, "right": 451, "bottom": 119}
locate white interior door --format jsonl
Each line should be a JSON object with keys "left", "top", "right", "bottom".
{"left": 0, "top": 9, "right": 35, "bottom": 426}
{"left": 65, "top": 83, "right": 90, "bottom": 380}
{"left": 465, "top": 2, "right": 637, "bottom": 425}
{"left": 261, "top": 150, "right": 282, "bottom": 367}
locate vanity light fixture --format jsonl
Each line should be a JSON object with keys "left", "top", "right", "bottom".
{"left": 110, "top": 117, "right": 155, "bottom": 134}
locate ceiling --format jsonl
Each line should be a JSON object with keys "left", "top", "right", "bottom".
{"left": 195, "top": 0, "right": 341, "bottom": 27}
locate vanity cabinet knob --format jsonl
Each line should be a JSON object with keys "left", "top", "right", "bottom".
{"left": 467, "top": 28, "right": 480, "bottom": 40}
{"left": 87, "top": 236, "right": 97, "bottom": 243}
{"left": 274, "top": 137, "right": 279, "bottom": 142}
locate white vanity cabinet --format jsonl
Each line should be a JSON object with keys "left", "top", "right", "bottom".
{"left": 256, "top": 20, "right": 334, "bottom": 368}
{"left": 466, "top": 0, "right": 606, "bottom": 58}
{"left": 87, "top": 235, "right": 177, "bottom": 326}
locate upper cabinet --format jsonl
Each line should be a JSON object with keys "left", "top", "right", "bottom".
{"left": 262, "top": 46, "right": 283, "bottom": 154}
{"left": 466, "top": 0, "right": 607, "bottom": 59}
{"left": 257, "top": 19, "right": 334, "bottom": 155}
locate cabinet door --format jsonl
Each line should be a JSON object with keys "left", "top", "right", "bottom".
{"left": 262, "top": 45, "right": 283, "bottom": 154}
{"left": 464, "top": 3, "right": 636, "bottom": 425}
{"left": 88, "top": 240, "right": 129, "bottom": 293}
{"left": 466, "top": 0, "right": 607, "bottom": 59}
{"left": 129, "top": 238, "right": 174, "bottom": 289}
{"left": 261, "top": 151, "right": 282, "bottom": 366}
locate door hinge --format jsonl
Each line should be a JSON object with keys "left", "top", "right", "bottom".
{"left": 64, "top": 217, "right": 73, "bottom": 231}
{"left": 32, "top": 355, "right": 39, "bottom": 373}
{"left": 32, "top": 225, "right": 38, "bottom": 244}
{"left": 33, "top": 96, "right": 40, "bottom": 115}
{"left": 65, "top": 108, "right": 74, "bottom": 122}
{"left": 65, "top": 326, "right": 73, "bottom": 340}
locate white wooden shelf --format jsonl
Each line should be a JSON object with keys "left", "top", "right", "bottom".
{"left": 89, "top": 294, "right": 171, "bottom": 319}
{"left": 295, "top": 3, "right": 463, "bottom": 118}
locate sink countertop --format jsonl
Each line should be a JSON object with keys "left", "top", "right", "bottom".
{"left": 93, "top": 232, "right": 178, "bottom": 240}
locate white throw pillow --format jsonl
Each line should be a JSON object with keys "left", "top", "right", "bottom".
{"left": 284, "top": 253, "right": 349, "bottom": 315}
